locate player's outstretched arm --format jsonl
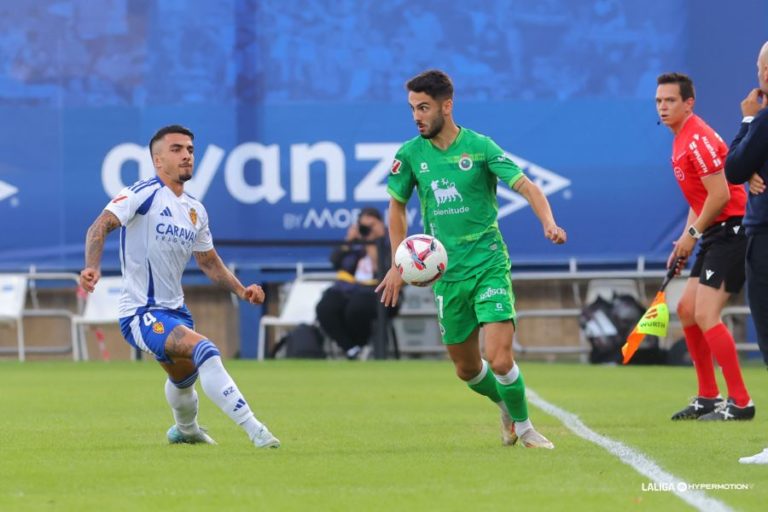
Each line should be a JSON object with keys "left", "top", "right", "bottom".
{"left": 512, "top": 176, "right": 567, "bottom": 244}
{"left": 375, "top": 198, "right": 407, "bottom": 307}
{"left": 194, "top": 249, "right": 264, "bottom": 304}
{"left": 80, "top": 210, "right": 121, "bottom": 292}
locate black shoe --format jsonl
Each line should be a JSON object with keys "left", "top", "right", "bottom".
{"left": 698, "top": 397, "right": 755, "bottom": 421}
{"left": 671, "top": 396, "right": 724, "bottom": 420}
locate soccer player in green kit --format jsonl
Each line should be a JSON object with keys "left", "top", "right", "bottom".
{"left": 376, "top": 69, "right": 567, "bottom": 448}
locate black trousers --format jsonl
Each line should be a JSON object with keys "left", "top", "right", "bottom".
{"left": 746, "top": 233, "right": 768, "bottom": 366}
{"left": 316, "top": 286, "right": 380, "bottom": 351}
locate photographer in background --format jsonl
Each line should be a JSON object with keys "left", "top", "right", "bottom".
{"left": 316, "top": 207, "right": 395, "bottom": 359}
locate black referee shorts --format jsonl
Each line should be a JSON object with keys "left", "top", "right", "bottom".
{"left": 690, "top": 216, "right": 747, "bottom": 294}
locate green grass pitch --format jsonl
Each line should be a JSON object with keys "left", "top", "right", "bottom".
{"left": 1, "top": 360, "right": 767, "bottom": 511}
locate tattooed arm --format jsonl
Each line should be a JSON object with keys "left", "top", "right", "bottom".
{"left": 194, "top": 249, "right": 265, "bottom": 305}
{"left": 80, "top": 210, "right": 121, "bottom": 292}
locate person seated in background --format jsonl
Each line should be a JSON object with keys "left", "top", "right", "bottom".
{"left": 316, "top": 207, "right": 395, "bottom": 359}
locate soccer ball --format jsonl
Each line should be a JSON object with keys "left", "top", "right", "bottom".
{"left": 394, "top": 234, "right": 448, "bottom": 287}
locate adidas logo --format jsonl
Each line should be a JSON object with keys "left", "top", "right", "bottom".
{"left": 733, "top": 226, "right": 741, "bottom": 234}
{"left": 160, "top": 207, "right": 173, "bottom": 217}
{"left": 705, "top": 269, "right": 715, "bottom": 280}
{"left": 233, "top": 398, "right": 247, "bottom": 412}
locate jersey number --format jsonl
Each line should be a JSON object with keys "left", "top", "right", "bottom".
{"left": 142, "top": 312, "right": 157, "bottom": 326}
{"left": 436, "top": 295, "right": 444, "bottom": 319}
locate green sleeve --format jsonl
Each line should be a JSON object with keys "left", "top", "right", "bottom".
{"left": 486, "top": 137, "right": 523, "bottom": 188}
{"left": 386, "top": 149, "right": 416, "bottom": 203}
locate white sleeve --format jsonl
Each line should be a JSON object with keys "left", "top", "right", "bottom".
{"left": 192, "top": 206, "right": 214, "bottom": 252}
{"left": 104, "top": 182, "right": 161, "bottom": 226}
{"left": 104, "top": 186, "right": 139, "bottom": 226}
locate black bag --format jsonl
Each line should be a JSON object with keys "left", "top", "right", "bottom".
{"left": 666, "top": 337, "right": 693, "bottom": 366}
{"left": 611, "top": 293, "right": 665, "bottom": 365}
{"left": 579, "top": 293, "right": 666, "bottom": 365}
{"left": 579, "top": 296, "right": 623, "bottom": 364}
{"left": 270, "top": 324, "right": 326, "bottom": 359}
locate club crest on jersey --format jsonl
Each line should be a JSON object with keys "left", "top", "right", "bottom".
{"left": 189, "top": 208, "right": 198, "bottom": 225}
{"left": 391, "top": 159, "right": 402, "bottom": 175}
{"left": 152, "top": 322, "right": 165, "bottom": 334}
{"left": 458, "top": 153, "right": 473, "bottom": 171}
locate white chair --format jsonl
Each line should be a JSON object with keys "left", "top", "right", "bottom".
{"left": 0, "top": 274, "right": 28, "bottom": 361}
{"left": 585, "top": 279, "right": 640, "bottom": 304}
{"left": 70, "top": 276, "right": 123, "bottom": 361}
{"left": 257, "top": 279, "right": 334, "bottom": 360}
{"left": 393, "top": 285, "right": 443, "bottom": 356}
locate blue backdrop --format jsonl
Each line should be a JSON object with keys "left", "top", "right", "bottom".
{"left": 0, "top": 0, "right": 766, "bottom": 270}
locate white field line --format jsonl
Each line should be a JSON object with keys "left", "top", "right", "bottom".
{"left": 527, "top": 388, "right": 735, "bottom": 512}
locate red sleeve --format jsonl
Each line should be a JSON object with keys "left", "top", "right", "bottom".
{"left": 685, "top": 128, "right": 725, "bottom": 177}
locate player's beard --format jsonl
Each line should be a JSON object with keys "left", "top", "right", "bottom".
{"left": 179, "top": 167, "right": 193, "bottom": 182}
{"left": 420, "top": 114, "right": 445, "bottom": 139}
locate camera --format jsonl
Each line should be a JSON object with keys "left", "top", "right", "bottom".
{"left": 358, "top": 223, "right": 372, "bottom": 237}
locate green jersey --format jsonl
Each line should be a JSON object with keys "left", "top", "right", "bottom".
{"left": 387, "top": 127, "right": 524, "bottom": 281}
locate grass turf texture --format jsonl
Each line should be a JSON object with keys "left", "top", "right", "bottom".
{"left": 1, "top": 360, "right": 767, "bottom": 511}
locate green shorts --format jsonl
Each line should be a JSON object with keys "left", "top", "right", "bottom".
{"left": 432, "top": 263, "right": 516, "bottom": 344}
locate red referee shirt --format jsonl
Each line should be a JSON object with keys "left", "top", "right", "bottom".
{"left": 672, "top": 114, "right": 746, "bottom": 222}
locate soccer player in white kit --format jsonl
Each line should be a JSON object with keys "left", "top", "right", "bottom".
{"left": 80, "top": 125, "right": 280, "bottom": 448}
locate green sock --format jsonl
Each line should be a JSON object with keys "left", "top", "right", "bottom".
{"left": 496, "top": 369, "right": 528, "bottom": 422}
{"left": 467, "top": 361, "right": 502, "bottom": 403}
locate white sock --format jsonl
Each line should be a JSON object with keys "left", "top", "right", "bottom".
{"left": 515, "top": 418, "right": 533, "bottom": 435}
{"left": 494, "top": 365, "right": 531, "bottom": 433}
{"left": 164, "top": 379, "right": 199, "bottom": 435}
{"left": 494, "top": 364, "right": 520, "bottom": 385}
{"left": 497, "top": 401, "right": 532, "bottom": 433}
{"left": 198, "top": 355, "right": 265, "bottom": 440}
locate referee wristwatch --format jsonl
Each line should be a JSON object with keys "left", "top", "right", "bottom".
{"left": 687, "top": 225, "right": 703, "bottom": 239}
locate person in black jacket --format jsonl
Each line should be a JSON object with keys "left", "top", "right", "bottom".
{"left": 316, "top": 207, "right": 394, "bottom": 359}
{"left": 725, "top": 41, "right": 768, "bottom": 464}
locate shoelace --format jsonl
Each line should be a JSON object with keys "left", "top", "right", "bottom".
{"left": 711, "top": 400, "right": 731, "bottom": 414}
{"left": 688, "top": 396, "right": 724, "bottom": 410}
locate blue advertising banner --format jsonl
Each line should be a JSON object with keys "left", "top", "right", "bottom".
{"left": 0, "top": 0, "right": 765, "bottom": 270}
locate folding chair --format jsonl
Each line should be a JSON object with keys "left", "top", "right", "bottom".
{"left": 392, "top": 285, "right": 442, "bottom": 356}
{"left": 70, "top": 276, "right": 123, "bottom": 361}
{"left": 257, "top": 279, "right": 334, "bottom": 360}
{"left": 0, "top": 274, "right": 28, "bottom": 361}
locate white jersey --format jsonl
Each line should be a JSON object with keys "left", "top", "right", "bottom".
{"left": 104, "top": 176, "right": 214, "bottom": 317}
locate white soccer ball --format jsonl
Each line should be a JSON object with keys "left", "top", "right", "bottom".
{"left": 394, "top": 234, "right": 448, "bottom": 287}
